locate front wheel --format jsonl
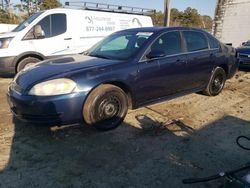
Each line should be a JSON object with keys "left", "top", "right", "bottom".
{"left": 83, "top": 84, "right": 128, "bottom": 131}
{"left": 203, "top": 67, "right": 226, "bottom": 96}
{"left": 17, "top": 57, "right": 41, "bottom": 72}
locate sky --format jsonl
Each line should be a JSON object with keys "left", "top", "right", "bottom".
{"left": 11, "top": 0, "right": 218, "bottom": 18}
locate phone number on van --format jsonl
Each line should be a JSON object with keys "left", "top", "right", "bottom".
{"left": 86, "top": 26, "right": 115, "bottom": 32}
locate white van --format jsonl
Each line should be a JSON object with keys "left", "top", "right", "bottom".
{"left": 0, "top": 2, "right": 153, "bottom": 74}
{"left": 0, "top": 24, "right": 18, "bottom": 34}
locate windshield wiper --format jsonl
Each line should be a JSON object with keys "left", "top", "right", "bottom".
{"left": 89, "top": 54, "right": 111, "bottom": 59}
{"left": 81, "top": 51, "right": 89, "bottom": 55}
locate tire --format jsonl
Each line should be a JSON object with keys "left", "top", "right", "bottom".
{"left": 17, "top": 57, "right": 41, "bottom": 72}
{"left": 203, "top": 67, "right": 226, "bottom": 96}
{"left": 83, "top": 84, "right": 128, "bottom": 131}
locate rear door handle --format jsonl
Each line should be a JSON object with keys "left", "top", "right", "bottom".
{"left": 210, "top": 53, "right": 215, "bottom": 57}
{"left": 64, "top": 38, "right": 72, "bottom": 40}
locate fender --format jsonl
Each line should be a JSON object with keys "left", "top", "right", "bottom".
{"left": 12, "top": 51, "right": 46, "bottom": 68}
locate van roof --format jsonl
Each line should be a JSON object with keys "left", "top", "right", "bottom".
{"left": 64, "top": 1, "right": 155, "bottom": 16}
{"left": 42, "top": 7, "right": 153, "bottom": 16}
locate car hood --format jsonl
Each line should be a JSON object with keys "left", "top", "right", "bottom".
{"left": 0, "top": 32, "right": 17, "bottom": 38}
{"left": 237, "top": 47, "right": 250, "bottom": 54}
{"left": 14, "top": 54, "right": 119, "bottom": 90}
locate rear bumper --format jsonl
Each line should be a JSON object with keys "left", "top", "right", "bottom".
{"left": 0, "top": 56, "right": 15, "bottom": 75}
{"left": 7, "top": 87, "right": 87, "bottom": 126}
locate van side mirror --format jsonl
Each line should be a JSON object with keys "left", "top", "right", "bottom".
{"left": 146, "top": 50, "right": 166, "bottom": 59}
{"left": 242, "top": 42, "right": 246, "bottom": 46}
{"left": 34, "top": 25, "right": 45, "bottom": 39}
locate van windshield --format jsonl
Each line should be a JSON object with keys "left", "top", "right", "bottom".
{"left": 87, "top": 31, "right": 154, "bottom": 60}
{"left": 12, "top": 12, "right": 43, "bottom": 32}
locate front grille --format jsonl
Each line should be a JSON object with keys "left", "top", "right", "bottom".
{"left": 239, "top": 53, "right": 250, "bottom": 58}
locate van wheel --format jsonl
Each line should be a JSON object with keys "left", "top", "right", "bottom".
{"left": 17, "top": 57, "right": 41, "bottom": 72}
{"left": 203, "top": 67, "right": 226, "bottom": 96}
{"left": 83, "top": 84, "right": 128, "bottom": 131}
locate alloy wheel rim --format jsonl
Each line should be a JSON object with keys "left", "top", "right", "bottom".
{"left": 212, "top": 74, "right": 224, "bottom": 93}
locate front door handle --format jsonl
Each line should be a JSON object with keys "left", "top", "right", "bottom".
{"left": 175, "top": 59, "right": 186, "bottom": 65}
{"left": 64, "top": 38, "right": 72, "bottom": 40}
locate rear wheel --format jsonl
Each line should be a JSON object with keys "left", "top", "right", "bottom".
{"left": 17, "top": 57, "right": 41, "bottom": 72}
{"left": 83, "top": 84, "right": 128, "bottom": 131}
{"left": 203, "top": 67, "right": 226, "bottom": 96}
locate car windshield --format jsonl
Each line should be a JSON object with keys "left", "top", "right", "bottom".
{"left": 12, "top": 12, "right": 43, "bottom": 32}
{"left": 86, "top": 31, "right": 154, "bottom": 60}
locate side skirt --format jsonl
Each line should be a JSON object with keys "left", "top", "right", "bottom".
{"left": 134, "top": 87, "right": 205, "bottom": 109}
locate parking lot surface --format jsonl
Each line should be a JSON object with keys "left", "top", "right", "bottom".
{"left": 0, "top": 71, "right": 250, "bottom": 188}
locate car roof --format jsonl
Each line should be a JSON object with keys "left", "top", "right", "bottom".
{"left": 118, "top": 27, "right": 208, "bottom": 33}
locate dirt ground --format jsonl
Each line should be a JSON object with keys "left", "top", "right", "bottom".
{"left": 0, "top": 70, "right": 249, "bottom": 188}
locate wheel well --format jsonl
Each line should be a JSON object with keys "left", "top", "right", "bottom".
{"left": 217, "top": 64, "right": 228, "bottom": 77}
{"left": 15, "top": 54, "right": 44, "bottom": 72}
{"left": 104, "top": 81, "right": 134, "bottom": 109}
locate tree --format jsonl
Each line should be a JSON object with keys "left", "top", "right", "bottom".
{"left": 17, "top": 0, "right": 61, "bottom": 15}
{"left": 151, "top": 7, "right": 213, "bottom": 31}
{"left": 18, "top": 0, "right": 40, "bottom": 16}
{"left": 181, "top": 7, "right": 202, "bottom": 27}
{"left": 0, "top": 9, "right": 20, "bottom": 24}
{"left": 151, "top": 11, "right": 164, "bottom": 26}
{"left": 201, "top": 15, "right": 213, "bottom": 31}
{"left": 0, "top": 0, "right": 10, "bottom": 10}
{"left": 170, "top": 8, "right": 182, "bottom": 26}
{"left": 39, "top": 0, "right": 61, "bottom": 11}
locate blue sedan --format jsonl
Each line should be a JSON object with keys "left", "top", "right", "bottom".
{"left": 7, "top": 27, "right": 238, "bottom": 130}
{"left": 237, "top": 46, "right": 250, "bottom": 68}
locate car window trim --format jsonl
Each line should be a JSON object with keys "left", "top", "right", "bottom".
{"left": 139, "top": 29, "right": 219, "bottom": 63}
{"left": 139, "top": 48, "right": 216, "bottom": 63}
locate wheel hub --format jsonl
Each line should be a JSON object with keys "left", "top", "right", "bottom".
{"left": 214, "top": 78, "right": 221, "bottom": 86}
{"left": 99, "top": 96, "right": 121, "bottom": 120}
{"left": 212, "top": 75, "right": 223, "bottom": 93}
{"left": 24, "top": 63, "right": 35, "bottom": 69}
{"left": 104, "top": 103, "right": 116, "bottom": 116}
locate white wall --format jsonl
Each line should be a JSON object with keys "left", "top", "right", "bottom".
{"left": 214, "top": 0, "right": 250, "bottom": 47}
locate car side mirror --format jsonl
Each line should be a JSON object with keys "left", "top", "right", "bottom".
{"left": 146, "top": 50, "right": 166, "bottom": 59}
{"left": 33, "top": 25, "right": 45, "bottom": 39}
{"left": 242, "top": 42, "right": 246, "bottom": 46}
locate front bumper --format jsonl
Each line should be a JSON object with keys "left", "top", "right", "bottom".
{"left": 238, "top": 55, "right": 250, "bottom": 68}
{"left": 0, "top": 56, "right": 15, "bottom": 75}
{"left": 7, "top": 87, "right": 87, "bottom": 126}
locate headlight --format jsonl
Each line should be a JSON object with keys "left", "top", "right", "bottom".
{"left": 0, "top": 37, "right": 13, "bottom": 49}
{"left": 29, "top": 78, "right": 76, "bottom": 96}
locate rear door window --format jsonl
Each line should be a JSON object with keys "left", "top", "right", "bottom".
{"left": 183, "top": 31, "right": 209, "bottom": 52}
{"left": 207, "top": 34, "right": 220, "bottom": 49}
